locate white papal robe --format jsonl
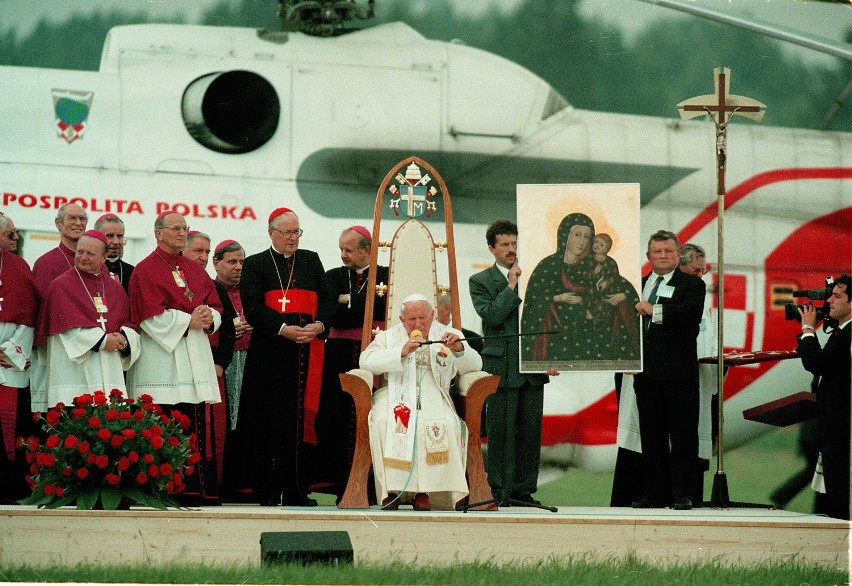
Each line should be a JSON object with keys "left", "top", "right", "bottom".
{"left": 361, "top": 320, "right": 481, "bottom": 510}
{"left": 35, "top": 326, "right": 141, "bottom": 411}
{"left": 126, "top": 309, "right": 221, "bottom": 405}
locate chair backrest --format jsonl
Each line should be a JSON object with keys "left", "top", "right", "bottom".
{"left": 361, "top": 156, "right": 461, "bottom": 346}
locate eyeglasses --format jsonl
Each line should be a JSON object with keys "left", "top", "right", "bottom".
{"left": 65, "top": 215, "right": 88, "bottom": 224}
{"left": 161, "top": 225, "right": 190, "bottom": 233}
{"left": 271, "top": 228, "right": 303, "bottom": 238}
{"left": 3, "top": 231, "right": 18, "bottom": 239}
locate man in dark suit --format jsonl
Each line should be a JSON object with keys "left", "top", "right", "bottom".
{"left": 632, "top": 230, "right": 705, "bottom": 510}
{"left": 469, "top": 220, "right": 555, "bottom": 506}
{"left": 796, "top": 274, "right": 850, "bottom": 520}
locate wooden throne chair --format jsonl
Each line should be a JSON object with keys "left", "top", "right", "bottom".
{"left": 337, "top": 156, "right": 499, "bottom": 511}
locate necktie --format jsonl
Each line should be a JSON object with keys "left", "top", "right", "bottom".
{"left": 644, "top": 275, "right": 664, "bottom": 330}
{"left": 647, "top": 275, "right": 664, "bottom": 304}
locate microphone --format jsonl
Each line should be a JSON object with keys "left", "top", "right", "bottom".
{"left": 410, "top": 329, "right": 423, "bottom": 340}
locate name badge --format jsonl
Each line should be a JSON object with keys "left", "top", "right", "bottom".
{"left": 658, "top": 284, "right": 675, "bottom": 299}
{"left": 172, "top": 270, "right": 187, "bottom": 288}
{"left": 93, "top": 295, "right": 108, "bottom": 313}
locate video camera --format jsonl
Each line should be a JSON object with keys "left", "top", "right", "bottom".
{"left": 784, "top": 276, "right": 836, "bottom": 328}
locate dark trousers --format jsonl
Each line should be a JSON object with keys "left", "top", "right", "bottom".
{"left": 485, "top": 381, "right": 544, "bottom": 498}
{"left": 634, "top": 375, "right": 699, "bottom": 504}
{"left": 822, "top": 443, "right": 851, "bottom": 520}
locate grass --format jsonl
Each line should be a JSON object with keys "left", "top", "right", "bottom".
{"left": 1, "top": 557, "right": 847, "bottom": 585}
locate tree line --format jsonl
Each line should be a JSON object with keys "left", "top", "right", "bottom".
{"left": 0, "top": 0, "right": 848, "bottom": 131}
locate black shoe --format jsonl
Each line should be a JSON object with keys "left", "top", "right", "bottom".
{"left": 175, "top": 494, "right": 202, "bottom": 507}
{"left": 282, "top": 494, "right": 318, "bottom": 507}
{"left": 512, "top": 494, "right": 542, "bottom": 506}
{"left": 631, "top": 498, "right": 661, "bottom": 509}
{"left": 672, "top": 498, "right": 692, "bottom": 511}
{"left": 259, "top": 492, "right": 281, "bottom": 507}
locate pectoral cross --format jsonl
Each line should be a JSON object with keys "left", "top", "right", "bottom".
{"left": 96, "top": 314, "right": 108, "bottom": 331}
{"left": 278, "top": 294, "right": 291, "bottom": 312}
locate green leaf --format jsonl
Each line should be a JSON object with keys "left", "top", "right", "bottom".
{"left": 99, "top": 488, "right": 123, "bottom": 510}
{"left": 127, "top": 490, "right": 169, "bottom": 510}
{"left": 45, "top": 492, "right": 79, "bottom": 509}
{"left": 18, "top": 488, "right": 50, "bottom": 506}
{"left": 76, "top": 490, "right": 99, "bottom": 510}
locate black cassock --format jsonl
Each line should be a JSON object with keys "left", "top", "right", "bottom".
{"left": 234, "top": 247, "right": 334, "bottom": 504}
{"left": 313, "top": 264, "right": 388, "bottom": 498}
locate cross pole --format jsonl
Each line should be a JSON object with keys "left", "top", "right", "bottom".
{"left": 676, "top": 67, "right": 766, "bottom": 509}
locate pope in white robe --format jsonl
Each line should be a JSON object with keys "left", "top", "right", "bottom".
{"left": 361, "top": 294, "right": 481, "bottom": 511}
{"left": 33, "top": 231, "right": 140, "bottom": 410}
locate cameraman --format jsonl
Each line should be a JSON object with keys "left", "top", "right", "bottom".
{"left": 796, "top": 274, "right": 850, "bottom": 520}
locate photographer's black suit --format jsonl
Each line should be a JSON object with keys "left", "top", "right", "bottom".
{"left": 796, "top": 323, "right": 850, "bottom": 520}
{"left": 635, "top": 269, "right": 705, "bottom": 505}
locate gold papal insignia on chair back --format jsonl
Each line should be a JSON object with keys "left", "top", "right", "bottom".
{"left": 361, "top": 156, "right": 462, "bottom": 347}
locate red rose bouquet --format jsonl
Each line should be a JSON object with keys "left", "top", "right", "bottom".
{"left": 18, "top": 389, "right": 200, "bottom": 510}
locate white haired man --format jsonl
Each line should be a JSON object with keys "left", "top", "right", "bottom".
{"left": 361, "top": 294, "right": 482, "bottom": 511}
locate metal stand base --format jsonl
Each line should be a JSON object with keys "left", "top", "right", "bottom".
{"left": 459, "top": 497, "right": 558, "bottom": 513}
{"left": 704, "top": 471, "right": 774, "bottom": 509}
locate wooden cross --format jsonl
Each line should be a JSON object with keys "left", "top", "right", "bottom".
{"left": 278, "top": 294, "right": 291, "bottom": 312}
{"left": 676, "top": 68, "right": 766, "bottom": 503}
{"left": 96, "top": 314, "right": 108, "bottom": 331}
{"left": 677, "top": 67, "right": 765, "bottom": 194}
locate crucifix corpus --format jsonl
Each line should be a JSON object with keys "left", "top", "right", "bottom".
{"left": 676, "top": 67, "right": 766, "bottom": 508}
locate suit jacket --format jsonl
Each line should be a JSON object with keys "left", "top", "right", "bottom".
{"left": 796, "top": 324, "right": 851, "bottom": 453}
{"left": 105, "top": 258, "right": 135, "bottom": 293}
{"left": 469, "top": 264, "right": 548, "bottom": 388}
{"left": 212, "top": 280, "right": 237, "bottom": 370}
{"left": 640, "top": 269, "right": 705, "bottom": 381}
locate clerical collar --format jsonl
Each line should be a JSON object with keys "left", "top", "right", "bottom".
{"left": 355, "top": 265, "right": 369, "bottom": 274}
{"left": 270, "top": 244, "right": 293, "bottom": 258}
{"left": 106, "top": 257, "right": 120, "bottom": 264}
{"left": 80, "top": 269, "right": 101, "bottom": 280}
{"left": 216, "top": 278, "right": 239, "bottom": 292}
{"left": 156, "top": 246, "right": 182, "bottom": 260}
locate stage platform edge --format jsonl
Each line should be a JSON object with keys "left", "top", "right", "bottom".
{"left": 1, "top": 505, "right": 848, "bottom": 571}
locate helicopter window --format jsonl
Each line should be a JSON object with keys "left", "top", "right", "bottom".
{"left": 182, "top": 70, "right": 280, "bottom": 154}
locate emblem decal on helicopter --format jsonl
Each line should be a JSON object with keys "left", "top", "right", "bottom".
{"left": 388, "top": 162, "right": 438, "bottom": 218}
{"left": 52, "top": 89, "right": 93, "bottom": 144}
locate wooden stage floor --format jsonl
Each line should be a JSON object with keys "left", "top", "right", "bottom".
{"left": 1, "top": 504, "right": 848, "bottom": 570}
